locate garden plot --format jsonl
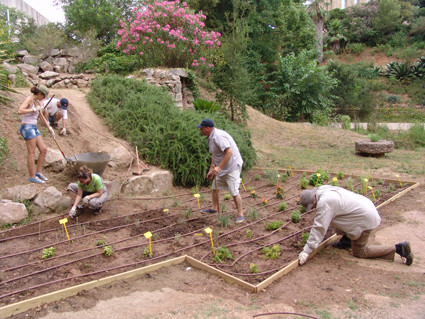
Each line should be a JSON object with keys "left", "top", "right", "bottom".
{"left": 0, "top": 168, "right": 418, "bottom": 309}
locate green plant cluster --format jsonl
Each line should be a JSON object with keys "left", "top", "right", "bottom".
{"left": 213, "top": 246, "right": 234, "bottom": 263}
{"left": 382, "top": 56, "right": 425, "bottom": 82}
{"left": 308, "top": 170, "right": 329, "bottom": 187}
{"left": 265, "top": 220, "right": 284, "bottom": 231}
{"left": 193, "top": 98, "right": 221, "bottom": 113}
{"left": 42, "top": 247, "right": 55, "bottom": 259}
{"left": 261, "top": 244, "right": 282, "bottom": 260}
{"left": 291, "top": 210, "right": 301, "bottom": 223}
{"left": 103, "top": 245, "right": 114, "bottom": 256}
{"left": 87, "top": 75, "right": 256, "bottom": 186}
{"left": 78, "top": 53, "right": 142, "bottom": 74}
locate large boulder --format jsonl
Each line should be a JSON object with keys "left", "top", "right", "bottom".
{"left": 355, "top": 140, "right": 395, "bottom": 157}
{"left": 108, "top": 146, "right": 133, "bottom": 169}
{"left": 17, "top": 63, "right": 39, "bottom": 75}
{"left": 123, "top": 170, "right": 173, "bottom": 195}
{"left": 33, "top": 186, "right": 72, "bottom": 214}
{"left": 2, "top": 184, "right": 38, "bottom": 201}
{"left": 0, "top": 200, "right": 28, "bottom": 224}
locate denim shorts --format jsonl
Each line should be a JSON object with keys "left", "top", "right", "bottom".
{"left": 20, "top": 124, "right": 40, "bottom": 140}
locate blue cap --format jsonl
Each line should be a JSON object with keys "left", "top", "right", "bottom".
{"left": 60, "top": 98, "right": 69, "bottom": 110}
{"left": 196, "top": 118, "right": 215, "bottom": 128}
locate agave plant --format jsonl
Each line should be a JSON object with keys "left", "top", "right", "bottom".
{"left": 383, "top": 61, "right": 414, "bottom": 82}
{"left": 412, "top": 56, "right": 425, "bottom": 78}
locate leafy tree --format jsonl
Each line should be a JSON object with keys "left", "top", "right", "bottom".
{"left": 325, "top": 19, "right": 347, "bottom": 52}
{"left": 117, "top": 0, "right": 220, "bottom": 71}
{"left": 55, "top": 0, "right": 138, "bottom": 45}
{"left": 276, "top": 0, "right": 316, "bottom": 57}
{"left": 20, "top": 24, "right": 67, "bottom": 55}
{"left": 374, "top": 0, "right": 401, "bottom": 34}
{"left": 263, "top": 50, "right": 337, "bottom": 122}
{"left": 345, "top": 0, "right": 381, "bottom": 46}
{"left": 409, "top": 16, "right": 425, "bottom": 41}
{"left": 306, "top": 0, "right": 329, "bottom": 62}
{"left": 213, "top": 0, "right": 254, "bottom": 122}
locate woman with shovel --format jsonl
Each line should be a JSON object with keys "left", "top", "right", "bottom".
{"left": 18, "top": 85, "right": 54, "bottom": 184}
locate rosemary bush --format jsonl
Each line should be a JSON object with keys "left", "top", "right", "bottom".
{"left": 87, "top": 75, "right": 256, "bottom": 186}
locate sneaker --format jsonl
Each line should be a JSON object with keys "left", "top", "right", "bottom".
{"left": 331, "top": 235, "right": 352, "bottom": 249}
{"left": 201, "top": 209, "right": 217, "bottom": 214}
{"left": 235, "top": 216, "right": 245, "bottom": 223}
{"left": 35, "top": 172, "right": 48, "bottom": 181}
{"left": 93, "top": 208, "right": 102, "bottom": 216}
{"left": 396, "top": 241, "right": 414, "bottom": 266}
{"left": 60, "top": 128, "right": 67, "bottom": 136}
{"left": 29, "top": 176, "right": 45, "bottom": 184}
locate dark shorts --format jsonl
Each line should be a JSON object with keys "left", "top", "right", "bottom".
{"left": 20, "top": 124, "right": 40, "bottom": 140}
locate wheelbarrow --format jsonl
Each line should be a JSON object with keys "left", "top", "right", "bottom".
{"left": 67, "top": 152, "right": 110, "bottom": 176}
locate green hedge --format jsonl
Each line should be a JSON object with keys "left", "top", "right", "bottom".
{"left": 87, "top": 75, "right": 256, "bottom": 186}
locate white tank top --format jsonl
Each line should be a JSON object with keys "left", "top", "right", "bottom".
{"left": 21, "top": 100, "right": 40, "bottom": 125}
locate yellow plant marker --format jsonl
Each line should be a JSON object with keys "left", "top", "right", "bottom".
{"left": 395, "top": 175, "right": 403, "bottom": 188}
{"left": 333, "top": 177, "right": 338, "bottom": 182}
{"left": 368, "top": 186, "right": 376, "bottom": 201}
{"left": 240, "top": 178, "right": 246, "bottom": 192}
{"left": 144, "top": 231, "right": 153, "bottom": 256}
{"left": 194, "top": 193, "right": 200, "bottom": 208}
{"left": 194, "top": 233, "right": 204, "bottom": 236}
{"left": 288, "top": 166, "right": 294, "bottom": 176}
{"left": 59, "top": 218, "right": 71, "bottom": 243}
{"left": 315, "top": 173, "right": 321, "bottom": 186}
{"left": 204, "top": 227, "right": 215, "bottom": 255}
{"left": 364, "top": 178, "right": 368, "bottom": 195}
{"left": 163, "top": 208, "right": 169, "bottom": 213}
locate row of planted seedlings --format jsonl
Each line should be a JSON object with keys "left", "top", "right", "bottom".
{"left": 0, "top": 169, "right": 304, "bottom": 303}
{"left": 0, "top": 168, "right": 412, "bottom": 303}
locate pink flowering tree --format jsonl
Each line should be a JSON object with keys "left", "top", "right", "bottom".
{"left": 117, "top": 1, "right": 221, "bottom": 72}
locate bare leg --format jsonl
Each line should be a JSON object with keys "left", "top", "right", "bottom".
{"left": 35, "top": 136, "right": 47, "bottom": 173}
{"left": 233, "top": 194, "right": 243, "bottom": 218}
{"left": 25, "top": 138, "right": 37, "bottom": 178}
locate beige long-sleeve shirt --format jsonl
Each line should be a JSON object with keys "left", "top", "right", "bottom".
{"left": 303, "top": 185, "right": 381, "bottom": 254}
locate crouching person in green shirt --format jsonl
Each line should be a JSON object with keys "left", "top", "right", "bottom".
{"left": 67, "top": 165, "right": 108, "bottom": 218}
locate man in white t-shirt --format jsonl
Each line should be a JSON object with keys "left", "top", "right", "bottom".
{"left": 44, "top": 97, "right": 69, "bottom": 135}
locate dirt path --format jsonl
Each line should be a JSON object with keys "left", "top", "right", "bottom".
{"left": 1, "top": 88, "right": 424, "bottom": 319}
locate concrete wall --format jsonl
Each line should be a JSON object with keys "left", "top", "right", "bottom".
{"left": 0, "top": 0, "right": 50, "bottom": 25}
{"left": 325, "top": 0, "right": 370, "bottom": 10}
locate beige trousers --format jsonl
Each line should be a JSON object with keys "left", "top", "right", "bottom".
{"left": 351, "top": 230, "right": 396, "bottom": 260}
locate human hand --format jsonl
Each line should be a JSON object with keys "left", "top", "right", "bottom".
{"left": 82, "top": 196, "right": 90, "bottom": 204}
{"left": 48, "top": 126, "right": 55, "bottom": 137}
{"left": 69, "top": 207, "right": 76, "bottom": 218}
{"left": 298, "top": 251, "right": 310, "bottom": 266}
{"left": 32, "top": 105, "right": 43, "bottom": 112}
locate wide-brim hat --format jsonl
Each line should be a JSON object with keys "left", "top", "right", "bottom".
{"left": 38, "top": 85, "right": 49, "bottom": 97}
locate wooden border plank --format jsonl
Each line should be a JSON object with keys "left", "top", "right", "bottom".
{"left": 255, "top": 234, "right": 337, "bottom": 292}
{"left": 185, "top": 256, "right": 257, "bottom": 292}
{"left": 377, "top": 182, "right": 420, "bottom": 210}
{"left": 0, "top": 256, "right": 186, "bottom": 319}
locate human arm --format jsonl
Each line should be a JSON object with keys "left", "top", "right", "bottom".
{"left": 71, "top": 188, "right": 84, "bottom": 209}
{"left": 17, "top": 97, "right": 42, "bottom": 115}
{"left": 206, "top": 147, "right": 232, "bottom": 179}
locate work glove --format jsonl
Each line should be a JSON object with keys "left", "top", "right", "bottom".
{"left": 298, "top": 251, "right": 310, "bottom": 266}
{"left": 82, "top": 196, "right": 90, "bottom": 205}
{"left": 48, "top": 126, "right": 55, "bottom": 137}
{"left": 32, "top": 105, "right": 43, "bottom": 112}
{"left": 69, "top": 207, "right": 76, "bottom": 218}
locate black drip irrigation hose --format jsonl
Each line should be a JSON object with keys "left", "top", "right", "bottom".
{"left": 252, "top": 312, "right": 319, "bottom": 319}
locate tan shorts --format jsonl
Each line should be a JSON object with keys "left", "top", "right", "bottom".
{"left": 212, "top": 167, "right": 241, "bottom": 197}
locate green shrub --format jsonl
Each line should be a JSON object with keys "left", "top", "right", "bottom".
{"left": 193, "top": 98, "right": 221, "bottom": 113}
{"left": 78, "top": 53, "right": 142, "bottom": 74}
{"left": 369, "top": 134, "right": 382, "bottom": 142}
{"left": 261, "top": 244, "right": 282, "bottom": 259}
{"left": 291, "top": 210, "right": 301, "bottom": 223}
{"left": 341, "top": 115, "right": 351, "bottom": 130}
{"left": 213, "top": 246, "right": 234, "bottom": 263}
{"left": 42, "top": 247, "right": 55, "bottom": 259}
{"left": 87, "top": 75, "right": 256, "bottom": 186}
{"left": 103, "top": 246, "right": 114, "bottom": 256}
{"left": 0, "top": 136, "right": 8, "bottom": 167}
{"left": 248, "top": 207, "right": 259, "bottom": 220}
{"left": 347, "top": 43, "right": 366, "bottom": 55}
{"left": 277, "top": 202, "right": 287, "bottom": 211}
{"left": 300, "top": 177, "right": 309, "bottom": 189}
{"left": 387, "top": 95, "right": 400, "bottom": 103}
{"left": 308, "top": 169, "right": 329, "bottom": 187}
{"left": 265, "top": 220, "right": 283, "bottom": 230}
{"left": 382, "top": 61, "right": 414, "bottom": 82}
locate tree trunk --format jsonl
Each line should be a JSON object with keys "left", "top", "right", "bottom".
{"left": 314, "top": 19, "right": 324, "bottom": 62}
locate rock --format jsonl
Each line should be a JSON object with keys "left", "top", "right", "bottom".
{"left": 49, "top": 49, "right": 60, "bottom": 57}
{"left": 40, "top": 148, "right": 67, "bottom": 170}
{"left": 39, "top": 61, "right": 53, "bottom": 72}
{"left": 33, "top": 186, "right": 72, "bottom": 214}
{"left": 108, "top": 146, "right": 133, "bottom": 170}
{"left": 0, "top": 200, "right": 28, "bottom": 224}
{"left": 23, "top": 55, "right": 39, "bottom": 65}
{"left": 17, "top": 50, "right": 28, "bottom": 57}
{"left": 39, "top": 71, "right": 60, "bottom": 79}
{"left": 355, "top": 140, "right": 395, "bottom": 157}
{"left": 17, "top": 63, "right": 39, "bottom": 75}
{"left": 104, "top": 180, "right": 121, "bottom": 197}
{"left": 170, "top": 68, "right": 188, "bottom": 77}
{"left": 2, "top": 184, "right": 38, "bottom": 201}
{"left": 123, "top": 170, "right": 173, "bottom": 195}
{"left": 2, "top": 62, "right": 18, "bottom": 74}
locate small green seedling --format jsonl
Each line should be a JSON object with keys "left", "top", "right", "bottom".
{"left": 246, "top": 229, "right": 252, "bottom": 239}
{"left": 248, "top": 207, "right": 259, "bottom": 220}
{"left": 254, "top": 174, "right": 262, "bottom": 181}
{"left": 277, "top": 202, "right": 287, "bottom": 211}
{"left": 291, "top": 210, "right": 301, "bottom": 223}
{"left": 344, "top": 178, "right": 354, "bottom": 191}
{"left": 96, "top": 240, "right": 106, "bottom": 246}
{"left": 42, "top": 247, "right": 55, "bottom": 259}
{"left": 261, "top": 244, "right": 282, "bottom": 259}
{"left": 388, "top": 183, "right": 395, "bottom": 192}
{"left": 300, "top": 177, "right": 309, "bottom": 189}
{"left": 337, "top": 171, "right": 344, "bottom": 179}
{"left": 250, "top": 190, "right": 257, "bottom": 198}
{"left": 250, "top": 263, "right": 259, "bottom": 273}
{"left": 218, "top": 214, "right": 231, "bottom": 227}
{"left": 143, "top": 246, "right": 153, "bottom": 258}
{"left": 213, "top": 246, "right": 234, "bottom": 263}
{"left": 265, "top": 220, "right": 283, "bottom": 231}
{"left": 181, "top": 209, "right": 192, "bottom": 218}
{"left": 247, "top": 186, "right": 254, "bottom": 192}
{"left": 301, "top": 232, "right": 309, "bottom": 245}
{"left": 103, "top": 245, "right": 114, "bottom": 257}
{"left": 223, "top": 193, "right": 231, "bottom": 200}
